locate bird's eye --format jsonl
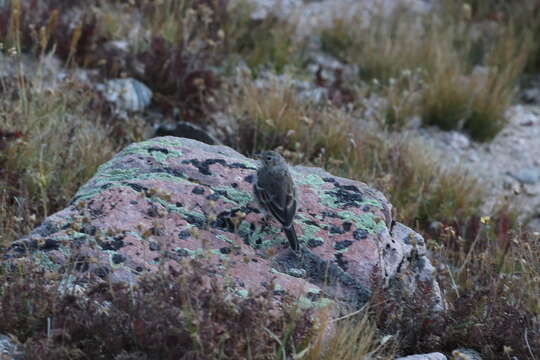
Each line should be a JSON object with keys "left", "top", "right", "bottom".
{"left": 266, "top": 156, "right": 272, "bottom": 161}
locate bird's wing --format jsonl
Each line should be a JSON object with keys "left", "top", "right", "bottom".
{"left": 256, "top": 169, "right": 296, "bottom": 226}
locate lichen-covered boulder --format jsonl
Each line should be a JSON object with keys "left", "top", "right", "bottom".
{"left": 4, "top": 137, "right": 442, "bottom": 310}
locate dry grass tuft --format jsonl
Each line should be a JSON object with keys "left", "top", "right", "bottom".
{"left": 304, "top": 309, "right": 394, "bottom": 360}
{"left": 0, "top": 260, "right": 313, "bottom": 359}
{"left": 373, "top": 214, "right": 540, "bottom": 359}
{"left": 0, "top": 64, "right": 146, "bottom": 247}
{"left": 320, "top": 2, "right": 533, "bottom": 141}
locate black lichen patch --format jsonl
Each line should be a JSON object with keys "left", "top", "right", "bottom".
{"left": 244, "top": 174, "right": 255, "bottom": 184}
{"left": 334, "top": 240, "right": 353, "bottom": 250}
{"left": 152, "top": 167, "right": 185, "bottom": 178}
{"left": 229, "top": 162, "right": 252, "bottom": 169}
{"left": 206, "top": 193, "right": 220, "bottom": 201}
{"left": 343, "top": 222, "right": 352, "bottom": 232}
{"left": 304, "top": 219, "right": 319, "bottom": 227}
{"left": 182, "top": 158, "right": 227, "bottom": 176}
{"left": 149, "top": 242, "right": 161, "bottom": 251}
{"left": 219, "top": 246, "right": 232, "bottom": 254}
{"left": 100, "top": 238, "right": 125, "bottom": 251}
{"left": 125, "top": 182, "right": 146, "bottom": 193}
{"left": 192, "top": 187, "right": 205, "bottom": 195}
{"left": 326, "top": 188, "right": 363, "bottom": 208}
{"left": 178, "top": 230, "right": 191, "bottom": 239}
{"left": 184, "top": 214, "right": 205, "bottom": 228}
{"left": 323, "top": 177, "right": 337, "bottom": 183}
{"left": 35, "top": 221, "right": 60, "bottom": 238}
{"left": 321, "top": 211, "right": 339, "bottom": 219}
{"left": 307, "top": 238, "right": 324, "bottom": 248}
{"left": 6, "top": 237, "right": 62, "bottom": 256}
{"left": 94, "top": 266, "right": 110, "bottom": 278}
{"left": 39, "top": 239, "right": 60, "bottom": 251}
{"left": 337, "top": 184, "right": 361, "bottom": 193}
{"left": 353, "top": 229, "right": 369, "bottom": 240}
{"left": 146, "top": 204, "right": 160, "bottom": 217}
{"left": 112, "top": 254, "right": 126, "bottom": 264}
{"left": 329, "top": 225, "right": 344, "bottom": 234}
{"left": 147, "top": 147, "right": 169, "bottom": 155}
{"left": 334, "top": 253, "right": 348, "bottom": 271}
{"left": 101, "top": 183, "right": 113, "bottom": 190}
{"left": 175, "top": 249, "right": 190, "bottom": 257}
{"left": 231, "top": 182, "right": 238, "bottom": 188}
{"left": 212, "top": 210, "right": 240, "bottom": 233}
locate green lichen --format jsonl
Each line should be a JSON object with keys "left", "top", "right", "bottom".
{"left": 338, "top": 211, "right": 380, "bottom": 233}
{"left": 297, "top": 296, "right": 334, "bottom": 310}
{"left": 294, "top": 173, "right": 325, "bottom": 187}
{"left": 118, "top": 139, "right": 183, "bottom": 163}
{"left": 153, "top": 198, "right": 207, "bottom": 225}
{"left": 177, "top": 248, "right": 205, "bottom": 258}
{"left": 212, "top": 186, "right": 253, "bottom": 207}
{"left": 243, "top": 221, "right": 281, "bottom": 248}
{"left": 216, "top": 234, "right": 233, "bottom": 244}
{"left": 230, "top": 158, "right": 258, "bottom": 170}
{"left": 360, "top": 198, "right": 383, "bottom": 209}
{"left": 297, "top": 214, "right": 324, "bottom": 245}
{"left": 31, "top": 252, "right": 61, "bottom": 272}
{"left": 374, "top": 220, "right": 388, "bottom": 234}
{"left": 153, "top": 136, "right": 183, "bottom": 148}
{"left": 235, "top": 288, "right": 249, "bottom": 298}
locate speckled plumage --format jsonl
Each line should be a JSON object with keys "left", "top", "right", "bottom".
{"left": 254, "top": 151, "right": 299, "bottom": 252}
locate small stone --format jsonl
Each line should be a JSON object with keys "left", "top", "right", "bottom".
{"left": 509, "top": 167, "right": 540, "bottom": 185}
{"left": 287, "top": 268, "right": 306, "bottom": 278}
{"left": 395, "top": 353, "right": 447, "bottom": 360}
{"left": 96, "top": 78, "right": 152, "bottom": 112}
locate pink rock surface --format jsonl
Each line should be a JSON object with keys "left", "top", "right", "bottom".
{"left": 5, "top": 137, "right": 442, "bottom": 309}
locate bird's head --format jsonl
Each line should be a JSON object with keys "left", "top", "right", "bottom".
{"left": 256, "top": 150, "right": 284, "bottom": 167}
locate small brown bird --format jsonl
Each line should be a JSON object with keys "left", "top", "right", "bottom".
{"left": 254, "top": 151, "right": 300, "bottom": 252}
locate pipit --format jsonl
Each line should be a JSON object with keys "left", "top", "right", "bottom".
{"left": 254, "top": 151, "right": 300, "bottom": 252}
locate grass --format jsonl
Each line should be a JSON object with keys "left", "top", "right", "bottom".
{"left": 319, "top": 1, "right": 533, "bottom": 141}
{"left": 224, "top": 0, "right": 306, "bottom": 75}
{"left": 0, "top": 58, "right": 147, "bottom": 247}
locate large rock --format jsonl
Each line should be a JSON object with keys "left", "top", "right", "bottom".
{"left": 4, "top": 137, "right": 442, "bottom": 310}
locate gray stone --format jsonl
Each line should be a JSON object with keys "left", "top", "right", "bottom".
{"left": 509, "top": 167, "right": 540, "bottom": 185}
{"left": 395, "top": 353, "right": 447, "bottom": 360}
{"left": 97, "top": 78, "right": 152, "bottom": 112}
{"left": 0, "top": 334, "right": 23, "bottom": 359}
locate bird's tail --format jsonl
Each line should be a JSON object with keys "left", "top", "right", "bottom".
{"left": 283, "top": 224, "right": 300, "bottom": 252}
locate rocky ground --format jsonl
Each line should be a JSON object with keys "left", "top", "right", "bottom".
{"left": 413, "top": 104, "right": 540, "bottom": 231}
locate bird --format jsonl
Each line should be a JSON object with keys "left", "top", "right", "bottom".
{"left": 253, "top": 151, "right": 300, "bottom": 252}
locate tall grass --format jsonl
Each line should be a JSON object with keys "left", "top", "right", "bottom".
{"left": 320, "top": 1, "right": 533, "bottom": 141}
{"left": 0, "top": 58, "right": 146, "bottom": 246}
